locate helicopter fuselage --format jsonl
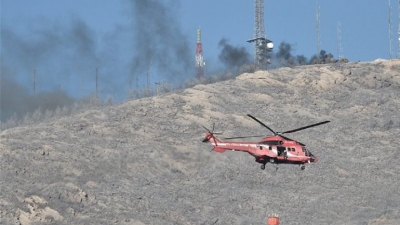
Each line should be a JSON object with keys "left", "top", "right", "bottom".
{"left": 202, "top": 114, "right": 328, "bottom": 170}
{"left": 208, "top": 134, "right": 316, "bottom": 163}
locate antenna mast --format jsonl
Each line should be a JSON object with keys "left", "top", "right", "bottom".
{"left": 195, "top": 27, "right": 205, "bottom": 79}
{"left": 398, "top": 0, "right": 400, "bottom": 58}
{"left": 247, "top": 0, "right": 273, "bottom": 70}
{"left": 389, "top": 0, "right": 393, "bottom": 59}
{"left": 337, "top": 22, "right": 343, "bottom": 60}
{"left": 316, "top": 1, "right": 321, "bottom": 59}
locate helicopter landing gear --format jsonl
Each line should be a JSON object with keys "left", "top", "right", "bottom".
{"left": 300, "top": 165, "right": 306, "bottom": 170}
{"left": 260, "top": 164, "right": 266, "bottom": 170}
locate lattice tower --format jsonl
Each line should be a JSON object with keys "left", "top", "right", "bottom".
{"left": 250, "top": 0, "right": 272, "bottom": 69}
{"left": 195, "top": 27, "right": 205, "bottom": 79}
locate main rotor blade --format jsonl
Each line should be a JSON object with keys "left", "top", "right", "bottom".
{"left": 281, "top": 121, "right": 330, "bottom": 134}
{"left": 279, "top": 134, "right": 306, "bottom": 146}
{"left": 202, "top": 125, "right": 211, "bottom": 133}
{"left": 279, "top": 134, "right": 294, "bottom": 141}
{"left": 247, "top": 114, "right": 277, "bottom": 135}
{"left": 223, "top": 135, "right": 265, "bottom": 140}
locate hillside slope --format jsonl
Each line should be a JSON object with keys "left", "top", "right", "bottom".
{"left": 1, "top": 60, "right": 400, "bottom": 225}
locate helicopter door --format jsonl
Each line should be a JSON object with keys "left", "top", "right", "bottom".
{"left": 277, "top": 146, "right": 286, "bottom": 156}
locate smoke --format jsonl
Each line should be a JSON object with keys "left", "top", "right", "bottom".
{"left": 218, "top": 38, "right": 251, "bottom": 69}
{"left": 0, "top": 18, "right": 108, "bottom": 122}
{"left": 129, "top": 0, "right": 192, "bottom": 81}
{"left": 1, "top": 19, "right": 100, "bottom": 74}
{"left": 0, "top": 73, "right": 30, "bottom": 121}
{"left": 69, "top": 20, "right": 97, "bottom": 58}
{"left": 275, "top": 42, "right": 294, "bottom": 61}
{"left": 0, "top": 71, "right": 74, "bottom": 122}
{"left": 1, "top": 0, "right": 195, "bottom": 122}
{"left": 272, "top": 42, "right": 336, "bottom": 67}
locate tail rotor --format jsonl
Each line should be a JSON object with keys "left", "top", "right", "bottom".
{"left": 202, "top": 123, "right": 222, "bottom": 146}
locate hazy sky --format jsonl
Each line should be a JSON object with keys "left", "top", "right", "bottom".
{"left": 1, "top": 0, "right": 399, "bottom": 101}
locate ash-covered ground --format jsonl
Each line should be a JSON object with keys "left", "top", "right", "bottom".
{"left": 1, "top": 60, "right": 400, "bottom": 225}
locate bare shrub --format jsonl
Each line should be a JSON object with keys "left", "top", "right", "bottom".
{"left": 31, "top": 107, "right": 43, "bottom": 123}
{"left": 0, "top": 113, "right": 19, "bottom": 130}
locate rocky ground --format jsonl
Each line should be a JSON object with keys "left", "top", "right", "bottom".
{"left": 1, "top": 60, "right": 400, "bottom": 225}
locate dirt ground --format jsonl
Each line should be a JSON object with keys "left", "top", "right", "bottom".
{"left": 1, "top": 60, "right": 400, "bottom": 225}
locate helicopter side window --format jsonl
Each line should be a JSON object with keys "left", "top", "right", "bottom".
{"left": 269, "top": 146, "right": 272, "bottom": 150}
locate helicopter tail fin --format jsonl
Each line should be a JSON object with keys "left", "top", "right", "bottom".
{"left": 202, "top": 132, "right": 222, "bottom": 144}
{"left": 202, "top": 124, "right": 226, "bottom": 152}
{"left": 202, "top": 132, "right": 227, "bottom": 152}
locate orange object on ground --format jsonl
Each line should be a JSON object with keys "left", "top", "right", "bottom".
{"left": 267, "top": 216, "right": 280, "bottom": 225}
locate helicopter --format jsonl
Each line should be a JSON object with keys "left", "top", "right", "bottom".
{"left": 202, "top": 114, "right": 330, "bottom": 171}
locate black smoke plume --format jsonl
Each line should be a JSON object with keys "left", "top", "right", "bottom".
{"left": 129, "top": 0, "right": 192, "bottom": 81}
{"left": 218, "top": 38, "right": 251, "bottom": 69}
{"left": 1, "top": 0, "right": 194, "bottom": 123}
{"left": 0, "top": 18, "right": 105, "bottom": 123}
{"left": 276, "top": 42, "right": 294, "bottom": 60}
{"left": 272, "top": 42, "right": 337, "bottom": 67}
{"left": 0, "top": 72, "right": 74, "bottom": 122}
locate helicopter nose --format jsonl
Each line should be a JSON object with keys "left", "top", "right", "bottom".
{"left": 311, "top": 156, "right": 318, "bottom": 163}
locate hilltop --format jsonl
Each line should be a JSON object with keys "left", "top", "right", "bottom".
{"left": 1, "top": 60, "right": 400, "bottom": 225}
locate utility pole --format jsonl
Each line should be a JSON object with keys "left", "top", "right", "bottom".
{"left": 80, "top": 75, "right": 83, "bottom": 98}
{"left": 195, "top": 27, "right": 205, "bottom": 79}
{"left": 96, "top": 68, "right": 99, "bottom": 99}
{"left": 33, "top": 68, "right": 36, "bottom": 96}
{"left": 247, "top": 0, "right": 273, "bottom": 70}
{"left": 146, "top": 60, "right": 151, "bottom": 90}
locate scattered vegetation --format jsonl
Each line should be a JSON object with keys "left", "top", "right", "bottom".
{"left": 1, "top": 41, "right": 342, "bottom": 131}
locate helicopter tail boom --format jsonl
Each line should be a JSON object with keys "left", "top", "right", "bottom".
{"left": 203, "top": 131, "right": 227, "bottom": 152}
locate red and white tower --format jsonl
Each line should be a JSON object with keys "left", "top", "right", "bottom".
{"left": 195, "top": 27, "right": 205, "bottom": 79}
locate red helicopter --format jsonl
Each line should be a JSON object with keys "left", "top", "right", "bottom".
{"left": 202, "top": 114, "right": 330, "bottom": 170}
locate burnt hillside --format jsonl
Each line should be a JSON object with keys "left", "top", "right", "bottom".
{"left": 1, "top": 60, "right": 400, "bottom": 225}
